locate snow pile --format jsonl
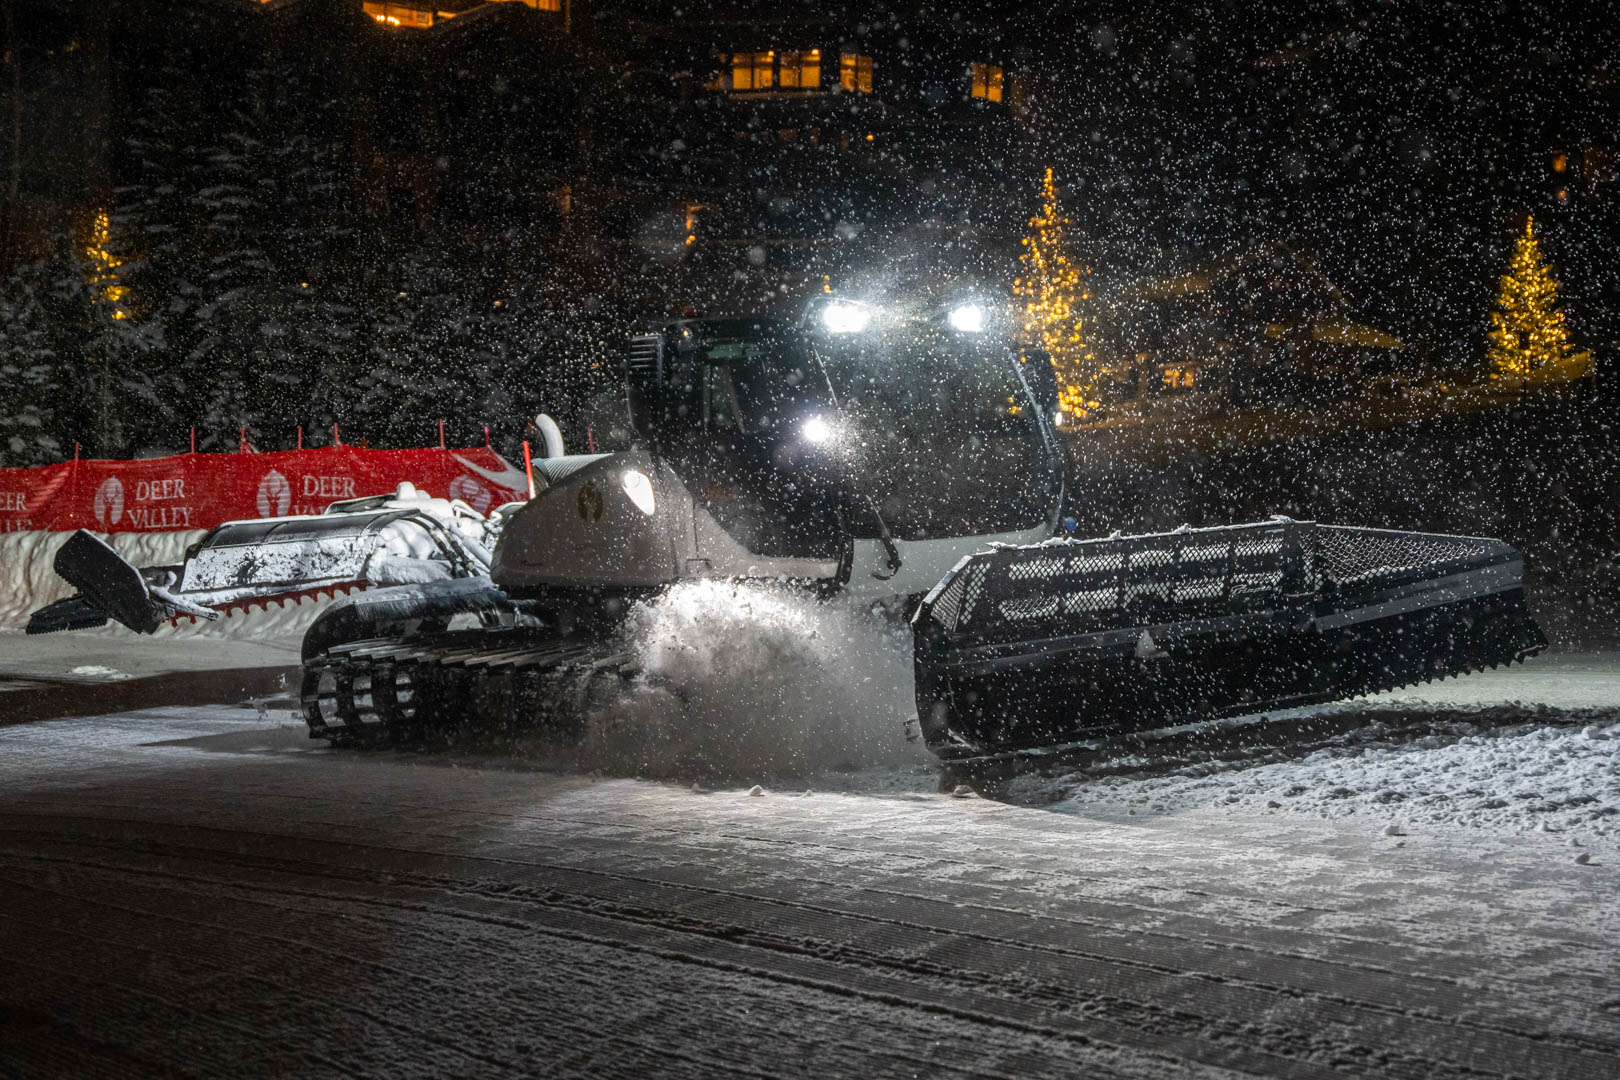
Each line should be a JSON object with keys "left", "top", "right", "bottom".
{"left": 1024, "top": 701, "right": 1620, "bottom": 842}
{"left": 573, "top": 579, "right": 925, "bottom": 782}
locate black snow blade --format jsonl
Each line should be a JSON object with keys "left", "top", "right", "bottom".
{"left": 912, "top": 519, "right": 1547, "bottom": 764}
{"left": 46, "top": 530, "right": 166, "bottom": 635}
{"left": 25, "top": 594, "right": 111, "bottom": 635}
{"left": 35, "top": 530, "right": 219, "bottom": 635}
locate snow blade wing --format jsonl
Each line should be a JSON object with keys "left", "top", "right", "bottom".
{"left": 46, "top": 530, "right": 167, "bottom": 635}
{"left": 912, "top": 520, "right": 1547, "bottom": 765}
{"left": 25, "top": 594, "right": 111, "bottom": 635}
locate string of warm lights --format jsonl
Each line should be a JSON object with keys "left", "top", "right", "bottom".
{"left": 1014, "top": 167, "right": 1095, "bottom": 418}
{"left": 84, "top": 210, "right": 128, "bottom": 320}
{"left": 1486, "top": 215, "right": 1590, "bottom": 388}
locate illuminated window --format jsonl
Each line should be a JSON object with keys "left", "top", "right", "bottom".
{"left": 970, "top": 61, "right": 1004, "bottom": 102}
{"left": 1552, "top": 151, "right": 1567, "bottom": 173}
{"left": 840, "top": 54, "right": 873, "bottom": 93}
{"left": 732, "top": 51, "right": 775, "bottom": 90}
{"left": 779, "top": 50, "right": 821, "bottom": 89}
{"left": 363, "top": 1, "right": 434, "bottom": 27}
{"left": 1162, "top": 368, "right": 1196, "bottom": 391}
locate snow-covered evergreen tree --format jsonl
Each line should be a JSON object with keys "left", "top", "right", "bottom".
{"left": 0, "top": 227, "right": 156, "bottom": 464}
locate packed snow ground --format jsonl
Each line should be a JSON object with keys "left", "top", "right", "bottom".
{"left": 1005, "top": 654, "right": 1620, "bottom": 851}
{"left": 3, "top": 689, "right": 1619, "bottom": 1078}
{"left": 2, "top": 570, "right": 1619, "bottom": 1075}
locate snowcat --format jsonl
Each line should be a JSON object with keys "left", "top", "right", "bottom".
{"left": 290, "top": 289, "right": 1545, "bottom": 763}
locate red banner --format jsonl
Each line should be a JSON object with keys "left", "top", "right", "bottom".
{"left": 0, "top": 446, "right": 528, "bottom": 533}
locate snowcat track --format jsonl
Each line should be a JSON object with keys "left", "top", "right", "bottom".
{"left": 914, "top": 519, "right": 1547, "bottom": 768}
{"left": 302, "top": 629, "right": 636, "bottom": 744}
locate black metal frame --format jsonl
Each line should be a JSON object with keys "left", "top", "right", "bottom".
{"left": 912, "top": 521, "right": 1546, "bottom": 763}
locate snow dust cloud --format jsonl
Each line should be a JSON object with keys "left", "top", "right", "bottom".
{"left": 572, "top": 579, "right": 927, "bottom": 782}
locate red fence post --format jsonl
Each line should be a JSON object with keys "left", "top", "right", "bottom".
{"left": 70, "top": 443, "right": 82, "bottom": 530}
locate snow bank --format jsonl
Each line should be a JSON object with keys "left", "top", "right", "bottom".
{"left": 572, "top": 580, "right": 926, "bottom": 782}
{"left": 0, "top": 528, "right": 333, "bottom": 641}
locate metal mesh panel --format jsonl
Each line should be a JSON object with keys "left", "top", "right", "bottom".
{"left": 928, "top": 569, "right": 965, "bottom": 632}
{"left": 926, "top": 521, "right": 1515, "bottom": 647}
{"left": 1314, "top": 526, "right": 1502, "bottom": 587}
{"left": 931, "top": 521, "right": 1315, "bottom": 641}
{"left": 958, "top": 564, "right": 988, "bottom": 629}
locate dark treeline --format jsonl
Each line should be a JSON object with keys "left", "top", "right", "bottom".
{"left": 0, "top": 0, "right": 631, "bottom": 462}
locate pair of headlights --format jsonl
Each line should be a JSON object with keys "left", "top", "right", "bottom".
{"left": 820, "top": 301, "right": 987, "bottom": 335}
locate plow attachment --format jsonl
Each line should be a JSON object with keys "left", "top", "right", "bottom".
{"left": 26, "top": 500, "right": 492, "bottom": 636}
{"left": 912, "top": 519, "right": 1546, "bottom": 765}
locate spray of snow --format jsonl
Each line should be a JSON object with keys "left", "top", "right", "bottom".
{"left": 571, "top": 579, "right": 926, "bottom": 782}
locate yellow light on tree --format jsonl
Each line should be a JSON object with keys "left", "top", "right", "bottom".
{"left": 1014, "top": 168, "right": 1094, "bottom": 416}
{"left": 1486, "top": 215, "right": 1592, "bottom": 388}
{"left": 85, "top": 210, "right": 128, "bottom": 319}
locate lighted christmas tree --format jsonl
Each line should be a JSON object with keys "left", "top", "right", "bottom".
{"left": 1015, "top": 168, "right": 1094, "bottom": 415}
{"left": 1486, "top": 216, "right": 1592, "bottom": 387}
{"left": 83, "top": 210, "right": 128, "bottom": 319}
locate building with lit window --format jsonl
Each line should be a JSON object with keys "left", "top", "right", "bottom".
{"left": 575, "top": 1, "right": 1033, "bottom": 312}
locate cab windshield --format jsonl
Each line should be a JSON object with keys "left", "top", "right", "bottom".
{"left": 816, "top": 328, "right": 1057, "bottom": 540}
{"left": 698, "top": 333, "right": 831, "bottom": 435}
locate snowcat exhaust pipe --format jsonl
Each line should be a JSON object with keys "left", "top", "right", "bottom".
{"left": 912, "top": 519, "right": 1546, "bottom": 766}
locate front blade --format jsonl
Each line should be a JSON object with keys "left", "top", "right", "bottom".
{"left": 912, "top": 520, "right": 1546, "bottom": 763}
{"left": 49, "top": 530, "right": 165, "bottom": 635}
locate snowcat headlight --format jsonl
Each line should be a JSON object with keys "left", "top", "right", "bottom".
{"left": 800, "top": 416, "right": 834, "bottom": 444}
{"left": 621, "top": 469, "right": 656, "bottom": 515}
{"left": 820, "top": 301, "right": 871, "bottom": 334}
{"left": 947, "top": 303, "right": 986, "bottom": 333}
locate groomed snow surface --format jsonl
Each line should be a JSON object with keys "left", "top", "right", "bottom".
{"left": 1009, "top": 655, "right": 1620, "bottom": 851}
{"left": 3, "top": 575, "right": 1619, "bottom": 1075}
